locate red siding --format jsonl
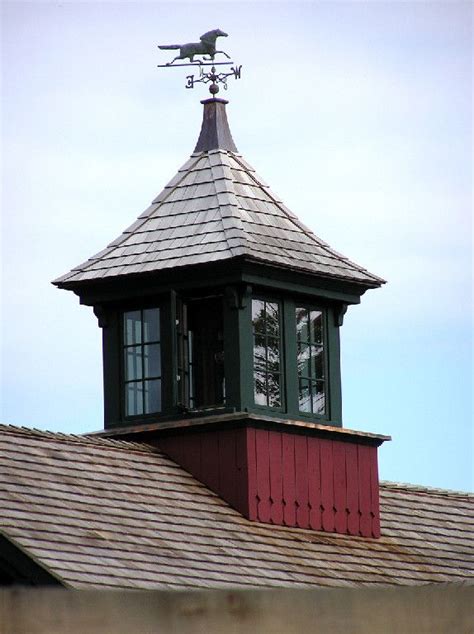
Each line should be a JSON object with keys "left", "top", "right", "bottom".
{"left": 345, "top": 443, "right": 360, "bottom": 536}
{"left": 269, "top": 432, "right": 284, "bottom": 525}
{"left": 154, "top": 424, "right": 381, "bottom": 538}
{"left": 282, "top": 434, "right": 296, "bottom": 526}
{"left": 307, "top": 436, "right": 322, "bottom": 531}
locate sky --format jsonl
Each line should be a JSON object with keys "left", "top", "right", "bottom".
{"left": 1, "top": 1, "right": 472, "bottom": 492}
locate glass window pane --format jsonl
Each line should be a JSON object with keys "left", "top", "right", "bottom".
{"left": 124, "top": 346, "right": 143, "bottom": 381}
{"left": 312, "top": 381, "right": 326, "bottom": 415}
{"left": 311, "top": 345, "right": 324, "bottom": 379}
{"left": 124, "top": 311, "right": 142, "bottom": 345}
{"left": 144, "top": 379, "right": 161, "bottom": 414}
{"left": 254, "top": 370, "right": 267, "bottom": 405}
{"left": 254, "top": 335, "right": 266, "bottom": 372}
{"left": 298, "top": 378, "right": 311, "bottom": 413}
{"left": 267, "top": 374, "right": 281, "bottom": 407}
{"left": 143, "top": 308, "right": 160, "bottom": 343}
{"left": 143, "top": 343, "right": 161, "bottom": 378}
{"left": 310, "top": 310, "right": 323, "bottom": 344}
{"left": 252, "top": 300, "right": 265, "bottom": 333}
{"left": 297, "top": 343, "right": 310, "bottom": 378}
{"left": 267, "top": 337, "right": 280, "bottom": 373}
{"left": 126, "top": 382, "right": 143, "bottom": 416}
{"left": 266, "top": 302, "right": 279, "bottom": 337}
{"left": 296, "top": 307, "right": 309, "bottom": 342}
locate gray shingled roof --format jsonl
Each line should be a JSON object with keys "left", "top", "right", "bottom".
{"left": 0, "top": 424, "right": 471, "bottom": 590}
{"left": 54, "top": 103, "right": 383, "bottom": 288}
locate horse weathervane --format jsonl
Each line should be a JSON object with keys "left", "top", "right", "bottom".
{"left": 157, "top": 29, "right": 242, "bottom": 96}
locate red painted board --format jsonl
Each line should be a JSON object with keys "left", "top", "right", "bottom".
{"left": 282, "top": 434, "right": 296, "bottom": 526}
{"left": 255, "top": 429, "right": 271, "bottom": 523}
{"left": 269, "top": 431, "right": 284, "bottom": 525}
{"left": 184, "top": 433, "right": 202, "bottom": 481}
{"left": 358, "top": 444, "right": 372, "bottom": 537}
{"left": 156, "top": 435, "right": 183, "bottom": 466}
{"left": 370, "top": 446, "right": 381, "bottom": 538}
{"left": 200, "top": 432, "right": 220, "bottom": 493}
{"left": 320, "top": 438, "right": 335, "bottom": 532}
{"left": 218, "top": 430, "right": 237, "bottom": 510}
{"left": 246, "top": 427, "right": 258, "bottom": 520}
{"left": 307, "top": 436, "right": 322, "bottom": 531}
{"left": 234, "top": 428, "right": 249, "bottom": 518}
{"left": 345, "top": 443, "right": 359, "bottom": 536}
{"left": 333, "top": 441, "right": 347, "bottom": 535}
{"left": 295, "top": 435, "right": 309, "bottom": 528}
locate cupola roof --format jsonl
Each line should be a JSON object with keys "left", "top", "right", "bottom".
{"left": 54, "top": 98, "right": 384, "bottom": 289}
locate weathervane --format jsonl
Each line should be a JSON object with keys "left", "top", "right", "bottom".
{"left": 157, "top": 29, "right": 242, "bottom": 96}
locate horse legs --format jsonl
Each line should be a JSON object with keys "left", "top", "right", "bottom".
{"left": 214, "top": 50, "right": 231, "bottom": 59}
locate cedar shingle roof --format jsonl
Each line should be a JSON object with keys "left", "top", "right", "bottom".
{"left": 54, "top": 100, "right": 383, "bottom": 289}
{"left": 0, "top": 424, "right": 472, "bottom": 590}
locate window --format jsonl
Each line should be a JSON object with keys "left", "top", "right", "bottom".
{"left": 177, "top": 297, "right": 225, "bottom": 410}
{"left": 296, "top": 307, "right": 325, "bottom": 414}
{"left": 123, "top": 308, "right": 161, "bottom": 417}
{"left": 252, "top": 299, "right": 282, "bottom": 408}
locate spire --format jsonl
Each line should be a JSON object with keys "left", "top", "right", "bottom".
{"left": 194, "top": 98, "right": 238, "bottom": 153}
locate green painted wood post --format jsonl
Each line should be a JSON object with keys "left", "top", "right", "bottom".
{"left": 327, "top": 308, "right": 343, "bottom": 425}
{"left": 102, "top": 310, "right": 121, "bottom": 428}
{"left": 283, "top": 299, "right": 299, "bottom": 417}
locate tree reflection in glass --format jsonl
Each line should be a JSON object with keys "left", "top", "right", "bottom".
{"left": 296, "top": 307, "right": 325, "bottom": 415}
{"left": 252, "top": 300, "right": 281, "bottom": 407}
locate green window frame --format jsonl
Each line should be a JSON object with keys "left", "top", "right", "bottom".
{"left": 122, "top": 308, "right": 162, "bottom": 417}
{"left": 296, "top": 306, "right": 326, "bottom": 415}
{"left": 252, "top": 298, "right": 283, "bottom": 409}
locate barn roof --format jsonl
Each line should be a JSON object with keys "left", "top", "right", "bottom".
{"left": 53, "top": 99, "right": 384, "bottom": 289}
{"left": 0, "top": 424, "right": 472, "bottom": 590}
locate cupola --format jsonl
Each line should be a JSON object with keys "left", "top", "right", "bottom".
{"left": 54, "top": 89, "right": 389, "bottom": 538}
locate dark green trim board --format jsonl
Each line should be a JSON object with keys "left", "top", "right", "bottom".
{"left": 327, "top": 306, "right": 343, "bottom": 423}
{"left": 0, "top": 535, "right": 62, "bottom": 587}
{"left": 283, "top": 299, "right": 299, "bottom": 415}
{"left": 102, "top": 310, "right": 121, "bottom": 427}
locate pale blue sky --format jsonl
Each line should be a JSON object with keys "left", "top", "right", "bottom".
{"left": 1, "top": 1, "right": 472, "bottom": 491}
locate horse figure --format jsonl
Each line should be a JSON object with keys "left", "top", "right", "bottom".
{"left": 159, "top": 29, "right": 230, "bottom": 64}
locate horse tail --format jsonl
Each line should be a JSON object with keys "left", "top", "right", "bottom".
{"left": 158, "top": 44, "right": 180, "bottom": 50}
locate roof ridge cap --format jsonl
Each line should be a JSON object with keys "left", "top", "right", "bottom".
{"left": 381, "top": 480, "right": 474, "bottom": 497}
{"left": 0, "top": 423, "right": 156, "bottom": 454}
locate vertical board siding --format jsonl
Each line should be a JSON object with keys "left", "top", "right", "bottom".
{"left": 307, "top": 436, "right": 322, "bottom": 531}
{"left": 200, "top": 432, "right": 220, "bottom": 493}
{"left": 255, "top": 430, "right": 272, "bottom": 523}
{"left": 282, "top": 434, "right": 297, "bottom": 526}
{"left": 333, "top": 443, "right": 347, "bottom": 535}
{"left": 358, "top": 444, "right": 373, "bottom": 537}
{"left": 295, "top": 436, "right": 309, "bottom": 528}
{"left": 218, "top": 429, "right": 237, "bottom": 511}
{"left": 246, "top": 427, "right": 258, "bottom": 520}
{"left": 235, "top": 429, "right": 250, "bottom": 517}
{"left": 320, "top": 439, "right": 335, "bottom": 532}
{"left": 370, "top": 446, "right": 381, "bottom": 539}
{"left": 345, "top": 443, "right": 360, "bottom": 536}
{"left": 156, "top": 424, "right": 380, "bottom": 538}
{"left": 269, "top": 432, "right": 284, "bottom": 525}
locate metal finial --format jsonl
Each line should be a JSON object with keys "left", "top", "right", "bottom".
{"left": 157, "top": 29, "right": 242, "bottom": 95}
